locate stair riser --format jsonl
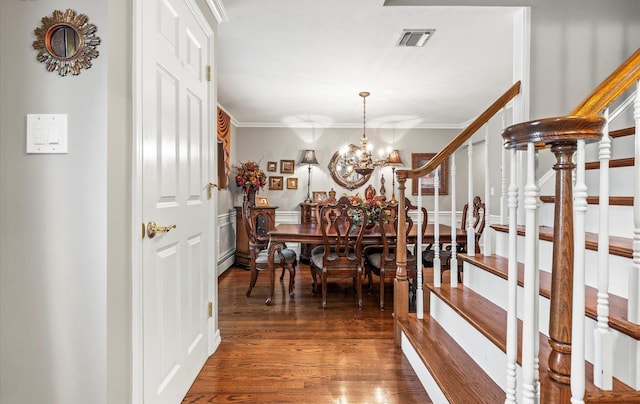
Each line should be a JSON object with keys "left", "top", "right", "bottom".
{"left": 494, "top": 231, "right": 631, "bottom": 299}
{"left": 463, "top": 261, "right": 640, "bottom": 389}
{"left": 538, "top": 202, "right": 633, "bottom": 239}
{"left": 584, "top": 164, "right": 636, "bottom": 197}
{"left": 430, "top": 293, "right": 510, "bottom": 394}
{"left": 400, "top": 333, "right": 449, "bottom": 404}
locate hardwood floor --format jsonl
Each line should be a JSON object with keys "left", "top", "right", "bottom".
{"left": 182, "top": 264, "right": 432, "bottom": 403}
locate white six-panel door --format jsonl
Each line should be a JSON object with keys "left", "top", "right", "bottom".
{"left": 140, "top": 0, "right": 211, "bottom": 402}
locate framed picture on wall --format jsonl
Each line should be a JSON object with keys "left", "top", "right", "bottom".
{"left": 287, "top": 177, "right": 298, "bottom": 189}
{"left": 267, "top": 161, "right": 277, "bottom": 172}
{"left": 411, "top": 153, "right": 449, "bottom": 195}
{"left": 269, "top": 176, "right": 284, "bottom": 190}
{"left": 280, "top": 159, "right": 295, "bottom": 174}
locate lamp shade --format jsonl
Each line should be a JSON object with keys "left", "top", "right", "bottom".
{"left": 300, "top": 149, "right": 319, "bottom": 165}
{"left": 386, "top": 149, "right": 403, "bottom": 166}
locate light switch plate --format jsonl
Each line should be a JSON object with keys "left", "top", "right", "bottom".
{"left": 26, "top": 114, "right": 68, "bottom": 154}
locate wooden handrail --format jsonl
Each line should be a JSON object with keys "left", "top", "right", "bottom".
{"left": 571, "top": 48, "right": 640, "bottom": 116}
{"left": 397, "top": 81, "right": 521, "bottom": 181}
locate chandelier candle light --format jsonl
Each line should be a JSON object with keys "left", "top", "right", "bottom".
{"left": 300, "top": 149, "right": 319, "bottom": 203}
{"left": 339, "top": 91, "right": 391, "bottom": 176}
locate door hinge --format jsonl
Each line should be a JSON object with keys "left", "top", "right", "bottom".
{"left": 206, "top": 65, "right": 212, "bottom": 82}
{"left": 207, "top": 302, "right": 213, "bottom": 318}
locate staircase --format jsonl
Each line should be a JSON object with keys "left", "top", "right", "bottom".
{"left": 393, "top": 49, "right": 640, "bottom": 403}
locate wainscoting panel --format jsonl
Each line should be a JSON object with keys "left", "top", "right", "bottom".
{"left": 216, "top": 211, "right": 236, "bottom": 275}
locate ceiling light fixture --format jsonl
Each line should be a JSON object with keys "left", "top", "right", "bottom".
{"left": 338, "top": 91, "right": 389, "bottom": 176}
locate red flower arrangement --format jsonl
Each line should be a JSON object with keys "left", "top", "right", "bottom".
{"left": 235, "top": 161, "right": 266, "bottom": 193}
{"left": 348, "top": 193, "right": 386, "bottom": 224}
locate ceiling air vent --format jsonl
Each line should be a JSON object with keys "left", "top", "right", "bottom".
{"left": 396, "top": 29, "right": 435, "bottom": 47}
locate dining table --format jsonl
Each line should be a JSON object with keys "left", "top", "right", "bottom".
{"left": 259, "top": 222, "right": 467, "bottom": 305}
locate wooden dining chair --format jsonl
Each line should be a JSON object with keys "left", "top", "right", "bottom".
{"left": 364, "top": 198, "right": 427, "bottom": 310}
{"left": 243, "top": 202, "right": 297, "bottom": 304}
{"left": 423, "top": 195, "right": 485, "bottom": 283}
{"left": 310, "top": 196, "right": 367, "bottom": 309}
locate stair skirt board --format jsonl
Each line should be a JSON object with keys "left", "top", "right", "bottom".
{"left": 401, "top": 332, "right": 449, "bottom": 404}
{"left": 429, "top": 292, "right": 515, "bottom": 396}
{"left": 463, "top": 260, "right": 640, "bottom": 389}
{"left": 493, "top": 231, "right": 630, "bottom": 299}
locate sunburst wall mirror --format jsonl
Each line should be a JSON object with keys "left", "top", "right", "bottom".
{"left": 32, "top": 9, "right": 101, "bottom": 76}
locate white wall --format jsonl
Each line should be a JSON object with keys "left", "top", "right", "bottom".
{"left": 0, "top": 1, "right": 108, "bottom": 403}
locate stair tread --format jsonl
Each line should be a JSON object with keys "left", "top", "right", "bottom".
{"left": 424, "top": 281, "right": 636, "bottom": 402}
{"left": 539, "top": 195, "right": 633, "bottom": 206}
{"left": 585, "top": 157, "right": 635, "bottom": 170}
{"left": 459, "top": 253, "right": 640, "bottom": 340}
{"left": 491, "top": 224, "right": 632, "bottom": 259}
{"left": 399, "top": 314, "right": 505, "bottom": 404}
{"left": 610, "top": 127, "right": 636, "bottom": 138}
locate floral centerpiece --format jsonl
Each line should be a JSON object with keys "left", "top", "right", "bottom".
{"left": 347, "top": 193, "right": 387, "bottom": 226}
{"left": 235, "top": 161, "right": 266, "bottom": 205}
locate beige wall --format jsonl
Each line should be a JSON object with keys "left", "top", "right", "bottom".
{"left": 232, "top": 126, "right": 469, "bottom": 211}
{"left": 1, "top": 1, "right": 109, "bottom": 403}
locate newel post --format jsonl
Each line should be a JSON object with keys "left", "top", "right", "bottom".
{"left": 394, "top": 172, "right": 409, "bottom": 348}
{"left": 503, "top": 116, "right": 604, "bottom": 387}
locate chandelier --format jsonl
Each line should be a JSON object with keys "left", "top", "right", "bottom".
{"left": 339, "top": 91, "right": 389, "bottom": 176}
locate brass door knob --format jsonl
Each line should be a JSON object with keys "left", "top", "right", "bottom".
{"left": 146, "top": 221, "right": 176, "bottom": 239}
{"left": 207, "top": 182, "right": 218, "bottom": 199}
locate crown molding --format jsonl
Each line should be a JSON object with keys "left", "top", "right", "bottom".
{"left": 232, "top": 121, "right": 465, "bottom": 130}
{"left": 217, "top": 104, "right": 240, "bottom": 127}
{"left": 206, "top": 0, "right": 229, "bottom": 23}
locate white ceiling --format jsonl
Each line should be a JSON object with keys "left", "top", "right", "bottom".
{"left": 216, "top": 1, "right": 518, "bottom": 128}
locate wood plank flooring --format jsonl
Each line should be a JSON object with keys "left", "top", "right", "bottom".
{"left": 182, "top": 264, "right": 432, "bottom": 403}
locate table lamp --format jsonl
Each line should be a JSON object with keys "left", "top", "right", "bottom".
{"left": 385, "top": 149, "right": 403, "bottom": 204}
{"left": 300, "top": 149, "right": 319, "bottom": 203}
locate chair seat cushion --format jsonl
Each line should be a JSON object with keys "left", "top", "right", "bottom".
{"left": 254, "top": 248, "right": 297, "bottom": 265}
{"left": 367, "top": 250, "right": 414, "bottom": 270}
{"left": 366, "top": 253, "right": 397, "bottom": 269}
{"left": 422, "top": 248, "right": 451, "bottom": 266}
{"left": 310, "top": 246, "right": 356, "bottom": 269}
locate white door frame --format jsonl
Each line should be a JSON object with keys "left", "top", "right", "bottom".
{"left": 131, "top": 0, "right": 217, "bottom": 402}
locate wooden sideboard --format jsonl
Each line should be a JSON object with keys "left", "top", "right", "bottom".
{"left": 234, "top": 206, "right": 278, "bottom": 268}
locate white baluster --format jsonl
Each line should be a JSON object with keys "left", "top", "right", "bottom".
{"left": 484, "top": 126, "right": 492, "bottom": 255}
{"left": 631, "top": 81, "right": 640, "bottom": 324}
{"left": 417, "top": 175, "right": 424, "bottom": 319}
{"left": 434, "top": 169, "right": 441, "bottom": 288}
{"left": 571, "top": 139, "right": 587, "bottom": 404}
{"left": 594, "top": 109, "right": 613, "bottom": 389}
{"left": 468, "top": 140, "right": 476, "bottom": 256}
{"left": 522, "top": 142, "right": 540, "bottom": 404}
{"left": 501, "top": 107, "right": 509, "bottom": 224}
{"left": 505, "top": 147, "right": 518, "bottom": 404}
{"left": 450, "top": 154, "right": 458, "bottom": 288}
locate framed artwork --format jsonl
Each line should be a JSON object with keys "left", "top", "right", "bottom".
{"left": 411, "top": 153, "right": 449, "bottom": 195}
{"left": 312, "top": 191, "right": 328, "bottom": 203}
{"left": 267, "top": 161, "right": 277, "bottom": 172}
{"left": 280, "top": 159, "right": 295, "bottom": 174}
{"left": 256, "top": 195, "right": 270, "bottom": 207}
{"left": 287, "top": 177, "right": 298, "bottom": 189}
{"left": 269, "top": 176, "right": 284, "bottom": 190}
